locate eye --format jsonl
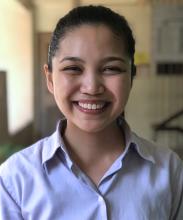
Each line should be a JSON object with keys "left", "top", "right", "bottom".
{"left": 102, "top": 66, "right": 126, "bottom": 75}
{"left": 61, "top": 65, "right": 82, "bottom": 74}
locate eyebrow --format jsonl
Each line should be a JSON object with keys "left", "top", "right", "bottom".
{"left": 59, "top": 57, "right": 85, "bottom": 63}
{"left": 59, "top": 56, "right": 127, "bottom": 64}
{"left": 102, "top": 56, "right": 127, "bottom": 64}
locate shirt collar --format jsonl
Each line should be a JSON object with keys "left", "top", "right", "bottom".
{"left": 130, "top": 133, "right": 156, "bottom": 164}
{"left": 42, "top": 117, "right": 156, "bottom": 166}
{"left": 42, "top": 119, "right": 73, "bottom": 168}
{"left": 117, "top": 117, "right": 156, "bottom": 164}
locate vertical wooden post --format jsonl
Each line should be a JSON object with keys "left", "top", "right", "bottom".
{"left": 0, "top": 71, "right": 8, "bottom": 144}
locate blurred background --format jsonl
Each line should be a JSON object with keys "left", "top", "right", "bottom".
{"left": 0, "top": 0, "right": 183, "bottom": 162}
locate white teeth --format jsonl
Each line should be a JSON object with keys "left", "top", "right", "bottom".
{"left": 97, "top": 104, "right": 101, "bottom": 109}
{"left": 92, "top": 104, "right": 97, "bottom": 110}
{"left": 78, "top": 102, "right": 105, "bottom": 110}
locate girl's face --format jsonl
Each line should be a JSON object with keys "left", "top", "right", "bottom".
{"left": 44, "top": 24, "right": 132, "bottom": 133}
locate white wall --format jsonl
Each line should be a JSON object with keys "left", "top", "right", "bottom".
{"left": 0, "top": 0, "right": 33, "bottom": 134}
{"left": 126, "top": 75, "right": 183, "bottom": 147}
{"left": 34, "top": 0, "right": 73, "bottom": 32}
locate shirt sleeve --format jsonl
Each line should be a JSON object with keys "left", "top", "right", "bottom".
{"left": 0, "top": 176, "right": 23, "bottom": 220}
{"left": 170, "top": 157, "right": 183, "bottom": 220}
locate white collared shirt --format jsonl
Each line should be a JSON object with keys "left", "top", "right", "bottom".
{"left": 0, "top": 119, "right": 183, "bottom": 220}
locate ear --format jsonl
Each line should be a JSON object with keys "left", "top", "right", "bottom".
{"left": 43, "top": 64, "right": 54, "bottom": 94}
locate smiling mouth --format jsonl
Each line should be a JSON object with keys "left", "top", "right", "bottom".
{"left": 73, "top": 101, "right": 110, "bottom": 113}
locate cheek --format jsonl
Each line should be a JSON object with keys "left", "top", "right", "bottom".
{"left": 123, "top": 78, "right": 131, "bottom": 97}
{"left": 108, "top": 76, "right": 131, "bottom": 100}
{"left": 54, "top": 74, "right": 70, "bottom": 88}
{"left": 53, "top": 75, "right": 78, "bottom": 100}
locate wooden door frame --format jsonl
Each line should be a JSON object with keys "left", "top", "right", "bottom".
{"left": 0, "top": 71, "right": 8, "bottom": 143}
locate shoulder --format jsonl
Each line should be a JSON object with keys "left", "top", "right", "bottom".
{"left": 0, "top": 136, "right": 50, "bottom": 180}
{"left": 132, "top": 132, "right": 183, "bottom": 172}
{"left": 131, "top": 133, "right": 183, "bottom": 218}
{"left": 0, "top": 129, "right": 62, "bottom": 206}
{"left": 0, "top": 136, "right": 54, "bottom": 205}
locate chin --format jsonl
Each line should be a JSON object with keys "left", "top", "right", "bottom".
{"left": 76, "top": 119, "right": 115, "bottom": 134}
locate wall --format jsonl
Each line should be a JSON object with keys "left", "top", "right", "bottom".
{"left": 126, "top": 75, "right": 183, "bottom": 148}
{"left": 34, "top": 0, "right": 73, "bottom": 32}
{"left": 0, "top": 0, "right": 33, "bottom": 134}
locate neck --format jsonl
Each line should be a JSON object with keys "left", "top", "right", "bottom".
{"left": 63, "top": 120, "right": 125, "bottom": 167}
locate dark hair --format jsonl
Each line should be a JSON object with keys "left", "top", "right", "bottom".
{"left": 48, "top": 5, "right": 136, "bottom": 79}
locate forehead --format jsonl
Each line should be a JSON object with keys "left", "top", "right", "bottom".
{"left": 56, "top": 24, "right": 127, "bottom": 58}
{"left": 65, "top": 24, "right": 119, "bottom": 38}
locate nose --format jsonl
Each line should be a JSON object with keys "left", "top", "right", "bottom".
{"left": 80, "top": 70, "right": 104, "bottom": 95}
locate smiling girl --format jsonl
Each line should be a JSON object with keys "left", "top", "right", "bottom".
{"left": 0, "top": 5, "right": 183, "bottom": 220}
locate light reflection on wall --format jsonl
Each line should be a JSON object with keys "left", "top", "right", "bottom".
{"left": 0, "top": 0, "right": 33, "bottom": 134}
